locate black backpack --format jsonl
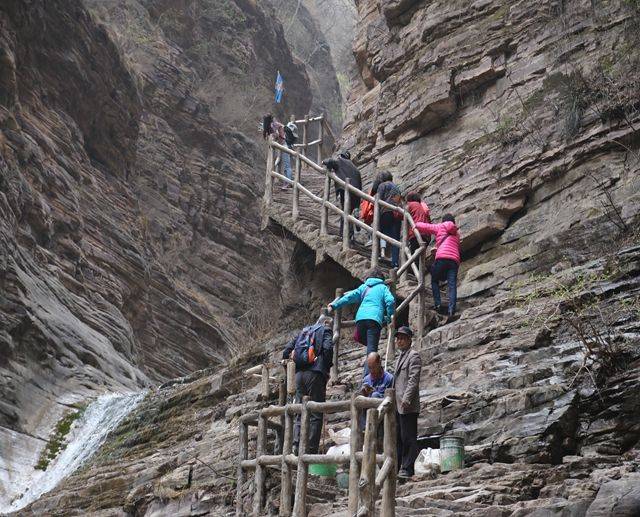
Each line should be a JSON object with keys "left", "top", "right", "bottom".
{"left": 293, "top": 324, "right": 323, "bottom": 369}
{"left": 284, "top": 126, "right": 297, "bottom": 146}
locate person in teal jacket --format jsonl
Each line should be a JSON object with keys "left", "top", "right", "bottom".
{"left": 328, "top": 267, "right": 395, "bottom": 374}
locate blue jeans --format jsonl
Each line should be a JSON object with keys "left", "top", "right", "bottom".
{"left": 281, "top": 149, "right": 292, "bottom": 180}
{"left": 431, "top": 259, "right": 458, "bottom": 315}
{"left": 356, "top": 319, "right": 382, "bottom": 375}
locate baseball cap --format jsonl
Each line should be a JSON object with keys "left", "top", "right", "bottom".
{"left": 396, "top": 326, "right": 413, "bottom": 338}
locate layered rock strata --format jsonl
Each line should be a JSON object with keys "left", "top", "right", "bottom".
{"left": 0, "top": 0, "right": 315, "bottom": 505}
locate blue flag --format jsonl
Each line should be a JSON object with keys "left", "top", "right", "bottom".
{"left": 275, "top": 71, "right": 284, "bottom": 103}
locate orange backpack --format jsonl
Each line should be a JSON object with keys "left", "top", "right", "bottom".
{"left": 360, "top": 196, "right": 374, "bottom": 225}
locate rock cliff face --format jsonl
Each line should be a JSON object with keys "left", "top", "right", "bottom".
{"left": 4, "top": 0, "right": 640, "bottom": 515}
{"left": 0, "top": 0, "right": 315, "bottom": 506}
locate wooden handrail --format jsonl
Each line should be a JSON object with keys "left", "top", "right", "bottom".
{"left": 265, "top": 115, "right": 429, "bottom": 384}
{"left": 237, "top": 390, "right": 397, "bottom": 517}
{"left": 268, "top": 139, "right": 425, "bottom": 246}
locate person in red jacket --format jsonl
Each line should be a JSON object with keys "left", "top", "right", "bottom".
{"left": 405, "top": 192, "right": 431, "bottom": 254}
{"left": 415, "top": 214, "right": 461, "bottom": 318}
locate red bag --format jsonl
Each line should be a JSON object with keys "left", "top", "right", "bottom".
{"left": 360, "top": 198, "right": 374, "bottom": 224}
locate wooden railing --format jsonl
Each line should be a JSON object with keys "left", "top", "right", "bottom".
{"left": 236, "top": 388, "right": 397, "bottom": 517}
{"left": 263, "top": 115, "right": 429, "bottom": 374}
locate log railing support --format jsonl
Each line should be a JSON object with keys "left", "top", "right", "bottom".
{"left": 263, "top": 145, "right": 274, "bottom": 214}
{"left": 292, "top": 145, "right": 302, "bottom": 221}
{"left": 302, "top": 114, "right": 309, "bottom": 158}
{"left": 381, "top": 389, "right": 397, "bottom": 517}
{"left": 317, "top": 114, "right": 323, "bottom": 165}
{"left": 261, "top": 364, "right": 270, "bottom": 400}
{"left": 400, "top": 213, "right": 409, "bottom": 269}
{"left": 236, "top": 422, "right": 248, "bottom": 516}
{"left": 360, "top": 408, "right": 378, "bottom": 515}
{"left": 292, "top": 396, "right": 310, "bottom": 516}
{"left": 331, "top": 288, "right": 343, "bottom": 383}
{"left": 342, "top": 178, "right": 351, "bottom": 250}
{"left": 371, "top": 194, "right": 381, "bottom": 268}
{"left": 287, "top": 360, "right": 296, "bottom": 397}
{"left": 384, "top": 268, "right": 398, "bottom": 371}
{"left": 348, "top": 394, "right": 362, "bottom": 515}
{"left": 417, "top": 252, "right": 426, "bottom": 341}
{"left": 320, "top": 173, "right": 330, "bottom": 236}
{"left": 254, "top": 413, "right": 268, "bottom": 515}
{"left": 280, "top": 406, "right": 294, "bottom": 516}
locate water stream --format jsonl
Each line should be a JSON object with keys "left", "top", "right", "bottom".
{"left": 1, "top": 391, "right": 146, "bottom": 514}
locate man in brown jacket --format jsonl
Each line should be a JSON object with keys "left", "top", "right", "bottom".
{"left": 393, "top": 326, "right": 422, "bottom": 479}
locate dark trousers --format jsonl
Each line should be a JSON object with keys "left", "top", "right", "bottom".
{"left": 294, "top": 370, "right": 327, "bottom": 454}
{"left": 337, "top": 190, "right": 358, "bottom": 238}
{"left": 396, "top": 412, "right": 419, "bottom": 475}
{"left": 356, "top": 319, "right": 382, "bottom": 375}
{"left": 380, "top": 212, "right": 401, "bottom": 267}
{"left": 431, "top": 259, "right": 459, "bottom": 316}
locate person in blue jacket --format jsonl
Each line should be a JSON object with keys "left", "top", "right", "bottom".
{"left": 327, "top": 267, "right": 395, "bottom": 374}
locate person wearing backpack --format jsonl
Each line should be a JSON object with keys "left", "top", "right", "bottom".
{"left": 327, "top": 267, "right": 395, "bottom": 374}
{"left": 415, "top": 214, "right": 461, "bottom": 318}
{"left": 281, "top": 121, "right": 298, "bottom": 190}
{"left": 262, "top": 113, "right": 293, "bottom": 189}
{"left": 377, "top": 178, "right": 403, "bottom": 267}
{"left": 282, "top": 314, "right": 334, "bottom": 454}
{"left": 322, "top": 151, "right": 362, "bottom": 240}
{"left": 360, "top": 171, "right": 393, "bottom": 246}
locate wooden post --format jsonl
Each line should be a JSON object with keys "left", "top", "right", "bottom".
{"left": 317, "top": 115, "right": 324, "bottom": 164}
{"left": 302, "top": 115, "right": 309, "bottom": 158}
{"left": 254, "top": 414, "right": 268, "bottom": 515}
{"left": 320, "top": 173, "right": 330, "bottom": 236}
{"left": 263, "top": 145, "right": 274, "bottom": 211}
{"left": 292, "top": 148, "right": 301, "bottom": 221}
{"left": 278, "top": 379, "right": 286, "bottom": 454}
{"left": 348, "top": 393, "right": 362, "bottom": 515}
{"left": 236, "top": 422, "right": 248, "bottom": 516}
{"left": 360, "top": 408, "right": 378, "bottom": 515}
{"left": 384, "top": 268, "right": 398, "bottom": 371}
{"left": 292, "top": 396, "right": 311, "bottom": 517}
{"left": 381, "top": 389, "right": 397, "bottom": 517}
{"left": 417, "top": 252, "right": 426, "bottom": 341}
{"left": 261, "top": 364, "right": 270, "bottom": 400}
{"left": 342, "top": 179, "right": 351, "bottom": 250}
{"left": 287, "top": 360, "right": 296, "bottom": 397}
{"left": 281, "top": 407, "right": 294, "bottom": 516}
{"left": 400, "top": 213, "right": 409, "bottom": 269}
{"left": 331, "top": 288, "right": 343, "bottom": 383}
{"left": 371, "top": 194, "right": 381, "bottom": 268}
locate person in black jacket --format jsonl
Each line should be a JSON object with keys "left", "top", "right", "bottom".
{"left": 322, "top": 151, "right": 362, "bottom": 240}
{"left": 282, "top": 314, "right": 334, "bottom": 454}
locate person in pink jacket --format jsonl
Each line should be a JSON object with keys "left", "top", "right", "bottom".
{"left": 415, "top": 214, "right": 461, "bottom": 318}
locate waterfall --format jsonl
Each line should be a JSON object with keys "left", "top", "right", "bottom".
{"left": 1, "top": 391, "right": 146, "bottom": 514}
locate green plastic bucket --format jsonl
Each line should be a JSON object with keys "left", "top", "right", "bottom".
{"left": 309, "top": 463, "right": 337, "bottom": 477}
{"left": 439, "top": 435, "right": 465, "bottom": 472}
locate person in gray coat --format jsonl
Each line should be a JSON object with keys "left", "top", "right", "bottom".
{"left": 393, "top": 326, "right": 422, "bottom": 479}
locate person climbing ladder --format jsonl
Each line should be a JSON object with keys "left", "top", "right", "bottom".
{"left": 327, "top": 267, "right": 395, "bottom": 374}
{"left": 415, "top": 214, "right": 461, "bottom": 320}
